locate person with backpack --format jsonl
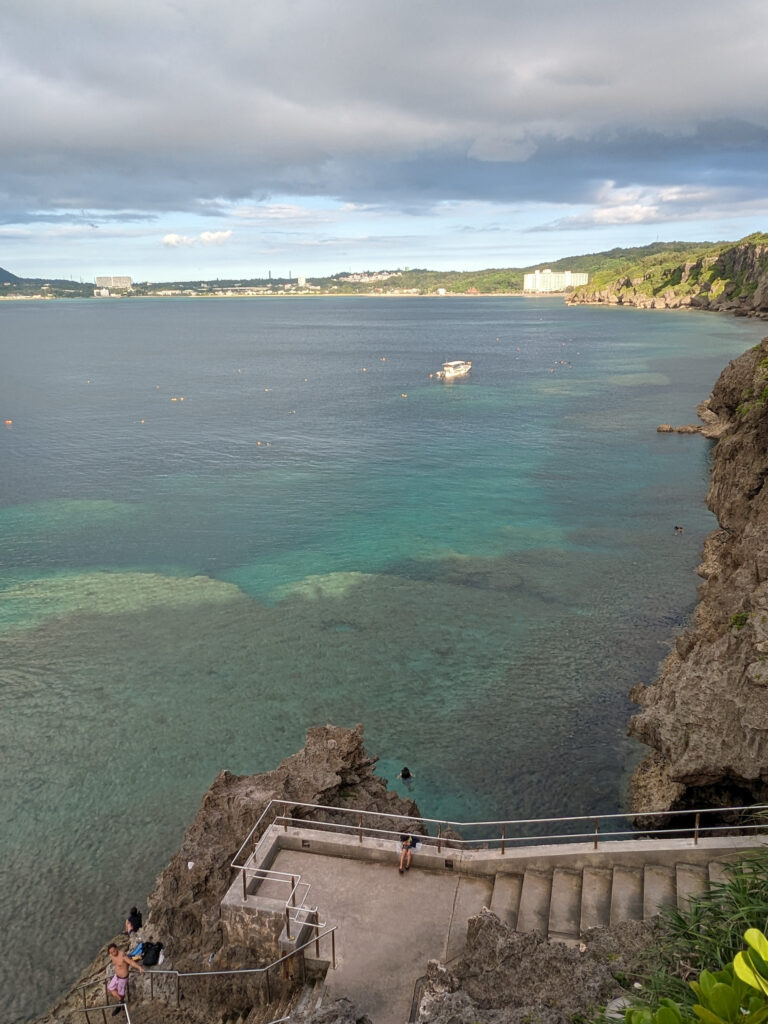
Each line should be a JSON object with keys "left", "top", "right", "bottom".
{"left": 124, "top": 906, "right": 142, "bottom": 938}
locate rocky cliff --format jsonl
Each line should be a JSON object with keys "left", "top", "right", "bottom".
{"left": 630, "top": 337, "right": 768, "bottom": 812}
{"left": 567, "top": 238, "right": 768, "bottom": 315}
{"left": 415, "top": 911, "right": 651, "bottom": 1024}
{"left": 33, "top": 725, "right": 419, "bottom": 1024}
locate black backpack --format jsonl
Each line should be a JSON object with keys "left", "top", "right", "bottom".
{"left": 142, "top": 941, "right": 163, "bottom": 967}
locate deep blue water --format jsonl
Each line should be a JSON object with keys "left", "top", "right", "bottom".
{"left": 0, "top": 296, "right": 762, "bottom": 1020}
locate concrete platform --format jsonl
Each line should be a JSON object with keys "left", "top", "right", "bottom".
{"left": 271, "top": 848, "right": 493, "bottom": 1024}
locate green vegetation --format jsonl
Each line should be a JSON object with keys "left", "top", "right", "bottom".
{"left": 4, "top": 232, "right": 767, "bottom": 299}
{"left": 729, "top": 613, "right": 751, "bottom": 631}
{"left": 570, "top": 233, "right": 768, "bottom": 305}
{"left": 591, "top": 853, "right": 768, "bottom": 1024}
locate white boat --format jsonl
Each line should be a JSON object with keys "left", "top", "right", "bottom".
{"left": 434, "top": 360, "right": 472, "bottom": 381}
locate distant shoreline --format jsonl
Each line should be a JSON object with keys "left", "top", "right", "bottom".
{"left": 0, "top": 290, "right": 574, "bottom": 302}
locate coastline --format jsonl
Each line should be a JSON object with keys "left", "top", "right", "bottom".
{"left": 629, "top": 336, "right": 768, "bottom": 813}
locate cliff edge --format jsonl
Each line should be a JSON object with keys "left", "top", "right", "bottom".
{"left": 630, "top": 337, "right": 768, "bottom": 811}
{"left": 567, "top": 237, "right": 768, "bottom": 315}
{"left": 33, "top": 724, "right": 419, "bottom": 1023}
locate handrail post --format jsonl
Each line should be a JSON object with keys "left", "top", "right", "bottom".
{"left": 150, "top": 972, "right": 154, "bottom": 1000}
{"left": 291, "top": 876, "right": 297, "bottom": 907}
{"left": 176, "top": 974, "right": 180, "bottom": 1008}
{"left": 101, "top": 1009, "right": 107, "bottom": 1024}
{"left": 285, "top": 906, "right": 292, "bottom": 941}
{"left": 242, "top": 866, "right": 248, "bottom": 901}
{"left": 437, "top": 824, "right": 442, "bottom": 853}
{"left": 358, "top": 813, "right": 363, "bottom": 843}
{"left": 593, "top": 817, "right": 599, "bottom": 850}
{"left": 265, "top": 967, "right": 271, "bottom": 1002}
{"left": 331, "top": 929, "right": 336, "bottom": 969}
{"left": 314, "top": 910, "right": 320, "bottom": 958}
{"left": 501, "top": 824, "right": 506, "bottom": 855}
{"left": 694, "top": 813, "right": 700, "bottom": 845}
{"left": 283, "top": 801, "right": 288, "bottom": 832}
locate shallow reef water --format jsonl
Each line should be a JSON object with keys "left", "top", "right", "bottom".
{"left": 0, "top": 296, "right": 762, "bottom": 1020}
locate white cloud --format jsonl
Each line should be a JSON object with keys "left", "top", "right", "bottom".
{"left": 162, "top": 230, "right": 232, "bottom": 247}
{"left": 530, "top": 180, "right": 768, "bottom": 232}
{"left": 233, "top": 204, "right": 335, "bottom": 225}
{"left": 199, "top": 230, "right": 232, "bottom": 245}
{"left": 162, "top": 233, "right": 195, "bottom": 247}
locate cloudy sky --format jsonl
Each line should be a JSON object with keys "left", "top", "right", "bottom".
{"left": 3, "top": 0, "right": 768, "bottom": 281}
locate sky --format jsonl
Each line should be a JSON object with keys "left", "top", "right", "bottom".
{"left": 3, "top": 0, "right": 768, "bottom": 282}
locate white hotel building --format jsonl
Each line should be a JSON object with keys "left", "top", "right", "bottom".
{"left": 523, "top": 269, "right": 588, "bottom": 293}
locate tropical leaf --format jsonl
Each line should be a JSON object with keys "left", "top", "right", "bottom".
{"left": 693, "top": 1005, "right": 727, "bottom": 1024}
{"left": 708, "top": 983, "right": 740, "bottom": 1022}
{"left": 745, "top": 931, "right": 768, "bottom": 962}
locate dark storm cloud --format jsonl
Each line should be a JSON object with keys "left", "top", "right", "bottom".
{"left": 2, "top": 0, "right": 768, "bottom": 223}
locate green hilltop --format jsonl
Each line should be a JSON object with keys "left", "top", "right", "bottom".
{"left": 309, "top": 242, "right": 725, "bottom": 295}
{"left": 3, "top": 236, "right": 768, "bottom": 298}
{"left": 568, "top": 232, "right": 768, "bottom": 312}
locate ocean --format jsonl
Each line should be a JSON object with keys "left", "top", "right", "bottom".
{"left": 0, "top": 296, "right": 762, "bottom": 1020}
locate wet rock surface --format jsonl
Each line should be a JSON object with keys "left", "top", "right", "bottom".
{"left": 630, "top": 338, "right": 768, "bottom": 811}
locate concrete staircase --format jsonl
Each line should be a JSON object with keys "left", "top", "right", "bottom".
{"left": 489, "top": 859, "right": 726, "bottom": 942}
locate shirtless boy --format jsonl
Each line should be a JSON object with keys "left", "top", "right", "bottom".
{"left": 107, "top": 943, "right": 145, "bottom": 1015}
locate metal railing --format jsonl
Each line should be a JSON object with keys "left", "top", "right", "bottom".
{"left": 230, "top": 799, "right": 329, "bottom": 938}
{"left": 76, "top": 925, "right": 336, "bottom": 1018}
{"left": 75, "top": 999, "right": 132, "bottom": 1024}
{"left": 232, "top": 799, "right": 768, "bottom": 868}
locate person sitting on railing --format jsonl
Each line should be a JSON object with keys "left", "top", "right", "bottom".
{"left": 124, "top": 906, "right": 142, "bottom": 938}
{"left": 399, "top": 834, "right": 417, "bottom": 874}
{"left": 107, "top": 943, "right": 145, "bottom": 1015}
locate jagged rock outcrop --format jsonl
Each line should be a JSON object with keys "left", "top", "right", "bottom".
{"left": 33, "top": 725, "right": 419, "bottom": 1024}
{"left": 292, "top": 997, "right": 373, "bottom": 1024}
{"left": 630, "top": 338, "right": 768, "bottom": 811}
{"left": 568, "top": 239, "right": 768, "bottom": 315}
{"left": 415, "top": 909, "right": 653, "bottom": 1024}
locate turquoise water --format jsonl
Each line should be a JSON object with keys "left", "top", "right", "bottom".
{"left": 0, "top": 296, "right": 762, "bottom": 1020}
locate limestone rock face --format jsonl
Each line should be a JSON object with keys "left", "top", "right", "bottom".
{"left": 630, "top": 339, "right": 768, "bottom": 810}
{"left": 567, "top": 241, "right": 768, "bottom": 315}
{"left": 146, "top": 723, "right": 418, "bottom": 966}
{"left": 416, "top": 909, "right": 653, "bottom": 1024}
{"left": 34, "top": 725, "right": 419, "bottom": 1023}
{"left": 292, "top": 997, "right": 373, "bottom": 1024}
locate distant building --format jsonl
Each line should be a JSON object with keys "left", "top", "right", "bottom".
{"left": 297, "top": 275, "right": 307, "bottom": 288}
{"left": 95, "top": 275, "right": 132, "bottom": 290}
{"left": 523, "top": 269, "right": 588, "bottom": 293}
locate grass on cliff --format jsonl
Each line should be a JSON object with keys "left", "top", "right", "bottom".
{"left": 573, "top": 233, "right": 768, "bottom": 302}
{"left": 590, "top": 851, "right": 768, "bottom": 1021}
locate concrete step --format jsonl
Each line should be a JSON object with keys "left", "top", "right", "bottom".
{"left": 643, "top": 864, "right": 676, "bottom": 919}
{"left": 516, "top": 869, "right": 552, "bottom": 935}
{"left": 548, "top": 868, "right": 582, "bottom": 941}
{"left": 489, "top": 873, "right": 523, "bottom": 929}
{"left": 676, "top": 864, "right": 709, "bottom": 909}
{"left": 709, "top": 861, "right": 732, "bottom": 886}
{"left": 610, "top": 866, "right": 643, "bottom": 927}
{"left": 580, "top": 867, "right": 612, "bottom": 933}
